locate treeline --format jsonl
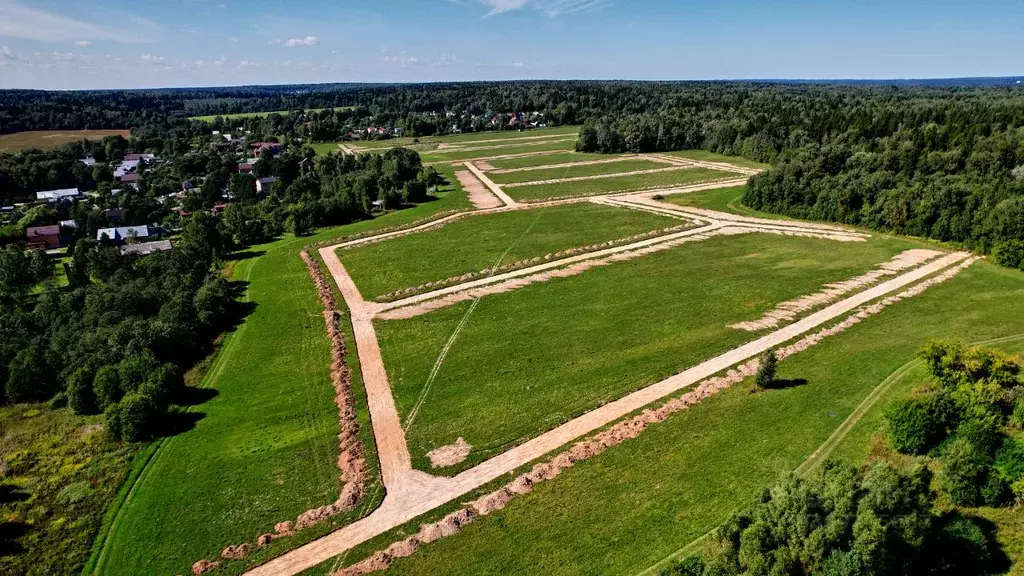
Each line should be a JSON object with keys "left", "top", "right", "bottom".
{"left": 663, "top": 341, "right": 1024, "bottom": 576}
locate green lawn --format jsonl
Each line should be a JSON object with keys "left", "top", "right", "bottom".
{"left": 504, "top": 167, "right": 737, "bottom": 202}
{"left": 488, "top": 159, "right": 671, "bottom": 184}
{"left": 663, "top": 149, "right": 770, "bottom": 170}
{"left": 189, "top": 107, "right": 354, "bottom": 122}
{"left": 338, "top": 203, "right": 680, "bottom": 300}
{"left": 93, "top": 186, "right": 469, "bottom": 576}
{"left": 419, "top": 139, "right": 577, "bottom": 163}
{"left": 485, "top": 152, "right": 624, "bottom": 170}
{"left": 376, "top": 232, "right": 931, "bottom": 474}
{"left": 355, "top": 260, "right": 1024, "bottom": 576}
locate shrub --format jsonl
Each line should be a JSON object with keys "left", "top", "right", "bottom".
{"left": 941, "top": 438, "right": 989, "bottom": 507}
{"left": 659, "top": 556, "right": 705, "bottom": 576}
{"left": 104, "top": 402, "right": 123, "bottom": 440}
{"left": 1012, "top": 479, "right": 1024, "bottom": 505}
{"left": 1012, "top": 394, "right": 1024, "bottom": 429}
{"left": 886, "top": 395, "right": 945, "bottom": 455}
{"left": 820, "top": 550, "right": 863, "bottom": 576}
{"left": 66, "top": 367, "right": 96, "bottom": 415}
{"left": 755, "top": 350, "right": 778, "bottom": 390}
{"left": 953, "top": 417, "right": 1004, "bottom": 459}
{"left": 5, "top": 345, "right": 55, "bottom": 403}
{"left": 934, "top": 514, "right": 991, "bottom": 573}
{"left": 93, "top": 365, "right": 121, "bottom": 410}
{"left": 994, "top": 438, "right": 1024, "bottom": 483}
{"left": 993, "top": 240, "right": 1024, "bottom": 270}
{"left": 981, "top": 472, "right": 1013, "bottom": 507}
{"left": 118, "top": 393, "right": 158, "bottom": 442}
{"left": 139, "top": 363, "right": 179, "bottom": 407}
{"left": 118, "top": 351, "right": 159, "bottom": 394}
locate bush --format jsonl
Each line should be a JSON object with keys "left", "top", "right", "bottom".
{"left": 886, "top": 395, "right": 946, "bottom": 455}
{"left": 118, "top": 351, "right": 159, "bottom": 394}
{"left": 755, "top": 350, "right": 778, "bottom": 390}
{"left": 934, "top": 514, "right": 991, "bottom": 573}
{"left": 5, "top": 345, "right": 55, "bottom": 403}
{"left": 104, "top": 402, "right": 123, "bottom": 440}
{"left": 659, "top": 556, "right": 705, "bottom": 576}
{"left": 1012, "top": 479, "right": 1024, "bottom": 505}
{"left": 1012, "top": 395, "right": 1024, "bottom": 429}
{"left": 118, "top": 393, "right": 158, "bottom": 442}
{"left": 981, "top": 472, "right": 1013, "bottom": 507}
{"left": 93, "top": 365, "right": 121, "bottom": 410}
{"left": 953, "top": 417, "right": 1004, "bottom": 459}
{"left": 66, "top": 367, "right": 96, "bottom": 415}
{"left": 820, "top": 550, "right": 864, "bottom": 576}
{"left": 941, "top": 437, "right": 989, "bottom": 506}
{"left": 994, "top": 438, "right": 1024, "bottom": 483}
{"left": 139, "top": 363, "right": 178, "bottom": 407}
{"left": 993, "top": 240, "right": 1024, "bottom": 270}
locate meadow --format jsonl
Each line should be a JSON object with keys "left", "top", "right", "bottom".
{"left": 485, "top": 151, "right": 624, "bottom": 170}
{"left": 0, "top": 130, "right": 130, "bottom": 152}
{"left": 662, "top": 149, "right": 771, "bottom": 170}
{"left": 323, "top": 260, "right": 1024, "bottom": 576}
{"left": 348, "top": 126, "right": 581, "bottom": 150}
{"left": 504, "top": 167, "right": 736, "bottom": 202}
{"left": 419, "top": 139, "right": 577, "bottom": 164}
{"left": 375, "top": 231, "right": 931, "bottom": 474}
{"left": 92, "top": 177, "right": 470, "bottom": 576}
{"left": 338, "top": 202, "right": 680, "bottom": 300}
{"left": 486, "top": 158, "right": 671, "bottom": 184}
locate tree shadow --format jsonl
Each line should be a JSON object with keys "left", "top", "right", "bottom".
{"left": 160, "top": 411, "right": 206, "bottom": 437}
{"left": 766, "top": 378, "right": 808, "bottom": 391}
{"left": 175, "top": 386, "right": 219, "bottom": 407}
{"left": 0, "top": 521, "right": 29, "bottom": 556}
{"left": 0, "top": 485, "right": 29, "bottom": 506}
{"left": 930, "top": 511, "right": 1012, "bottom": 575}
{"left": 225, "top": 249, "right": 266, "bottom": 262}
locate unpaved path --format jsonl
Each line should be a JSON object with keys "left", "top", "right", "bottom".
{"left": 502, "top": 166, "right": 694, "bottom": 188}
{"left": 434, "top": 133, "right": 578, "bottom": 149}
{"left": 454, "top": 170, "right": 504, "bottom": 209}
{"left": 464, "top": 162, "right": 518, "bottom": 207}
{"left": 245, "top": 251, "right": 970, "bottom": 576}
{"left": 487, "top": 155, "right": 656, "bottom": 174}
{"left": 650, "top": 154, "right": 763, "bottom": 176}
{"left": 338, "top": 143, "right": 358, "bottom": 155}
{"left": 429, "top": 138, "right": 576, "bottom": 155}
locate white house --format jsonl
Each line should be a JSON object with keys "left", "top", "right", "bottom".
{"left": 36, "top": 188, "right": 81, "bottom": 203}
{"left": 97, "top": 225, "right": 150, "bottom": 243}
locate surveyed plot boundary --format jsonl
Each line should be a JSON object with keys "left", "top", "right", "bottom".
{"left": 239, "top": 153, "right": 979, "bottom": 575}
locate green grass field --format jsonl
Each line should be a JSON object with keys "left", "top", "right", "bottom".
{"left": 189, "top": 107, "right": 354, "bottom": 122}
{"left": 485, "top": 152, "right": 623, "bottom": 170}
{"left": 663, "top": 150, "right": 770, "bottom": 170}
{"left": 93, "top": 183, "right": 470, "bottom": 576}
{"left": 0, "top": 130, "right": 131, "bottom": 152}
{"left": 376, "top": 231, "right": 932, "bottom": 474}
{"left": 338, "top": 203, "right": 679, "bottom": 300}
{"left": 487, "top": 159, "right": 672, "bottom": 184}
{"left": 352, "top": 260, "right": 1024, "bottom": 576}
{"left": 504, "top": 167, "right": 736, "bottom": 202}
{"left": 419, "top": 139, "right": 577, "bottom": 164}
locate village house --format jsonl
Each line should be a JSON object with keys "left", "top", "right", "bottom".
{"left": 25, "top": 225, "right": 65, "bottom": 250}
{"left": 36, "top": 188, "right": 82, "bottom": 203}
{"left": 121, "top": 239, "right": 173, "bottom": 256}
{"left": 97, "top": 225, "right": 151, "bottom": 244}
{"left": 256, "top": 176, "right": 279, "bottom": 194}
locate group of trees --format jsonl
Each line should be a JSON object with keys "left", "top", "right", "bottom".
{"left": 885, "top": 341, "right": 1024, "bottom": 508}
{"left": 665, "top": 461, "right": 1006, "bottom": 576}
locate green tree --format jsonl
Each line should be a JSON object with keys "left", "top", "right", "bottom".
{"left": 886, "top": 394, "right": 947, "bottom": 455}
{"left": 5, "top": 345, "right": 54, "bottom": 403}
{"left": 755, "top": 349, "right": 778, "bottom": 390}
{"left": 941, "top": 437, "right": 990, "bottom": 507}
{"left": 93, "top": 364, "right": 122, "bottom": 410}
{"left": 66, "top": 367, "right": 97, "bottom": 415}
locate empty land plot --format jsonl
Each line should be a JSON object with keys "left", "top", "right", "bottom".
{"left": 359, "top": 261, "right": 1024, "bottom": 576}
{"left": 485, "top": 152, "right": 624, "bottom": 170}
{"left": 96, "top": 189, "right": 470, "bottom": 576}
{"left": 487, "top": 159, "right": 671, "bottom": 184}
{"left": 348, "top": 127, "right": 581, "bottom": 151}
{"left": 375, "top": 232, "right": 931, "bottom": 474}
{"left": 337, "top": 203, "right": 680, "bottom": 301}
{"left": 0, "top": 130, "right": 130, "bottom": 152}
{"left": 504, "top": 167, "right": 735, "bottom": 202}
{"left": 662, "top": 149, "right": 770, "bottom": 170}
{"left": 420, "top": 140, "right": 577, "bottom": 163}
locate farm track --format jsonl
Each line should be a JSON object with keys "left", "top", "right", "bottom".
{"left": 454, "top": 170, "right": 504, "bottom": 209}
{"left": 240, "top": 154, "right": 987, "bottom": 575}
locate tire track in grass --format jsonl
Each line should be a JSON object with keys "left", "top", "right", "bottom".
{"left": 402, "top": 211, "right": 545, "bottom": 433}
{"left": 631, "top": 330, "right": 1024, "bottom": 576}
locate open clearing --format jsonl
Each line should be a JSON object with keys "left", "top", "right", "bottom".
{"left": 661, "top": 149, "right": 771, "bottom": 170}
{"left": 503, "top": 167, "right": 736, "bottom": 202}
{"left": 376, "top": 231, "right": 936, "bottom": 474}
{"left": 487, "top": 158, "right": 672, "bottom": 184}
{"left": 94, "top": 181, "right": 471, "bottom": 576}
{"left": 485, "top": 152, "right": 628, "bottom": 170}
{"left": 347, "top": 126, "right": 581, "bottom": 151}
{"left": 0, "top": 129, "right": 130, "bottom": 152}
{"left": 337, "top": 202, "right": 680, "bottom": 301}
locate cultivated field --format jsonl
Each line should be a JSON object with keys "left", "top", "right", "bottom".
{"left": 105, "top": 142, "right": 1024, "bottom": 576}
{"left": 0, "top": 129, "right": 130, "bottom": 152}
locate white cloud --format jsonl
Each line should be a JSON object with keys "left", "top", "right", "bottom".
{"left": 0, "top": 0, "right": 151, "bottom": 43}
{"left": 238, "top": 60, "right": 260, "bottom": 69}
{"left": 74, "top": 40, "right": 93, "bottom": 47}
{"left": 478, "top": 0, "right": 606, "bottom": 18}
{"left": 228, "top": 36, "right": 239, "bottom": 43}
{"left": 382, "top": 49, "right": 419, "bottom": 66}
{"left": 139, "top": 53, "right": 165, "bottom": 64}
{"left": 283, "top": 35, "right": 320, "bottom": 47}
{"left": 435, "top": 52, "right": 457, "bottom": 66}
{"left": 512, "top": 61, "right": 526, "bottom": 68}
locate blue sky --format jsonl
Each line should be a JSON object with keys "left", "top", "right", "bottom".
{"left": 0, "top": 0, "right": 1021, "bottom": 89}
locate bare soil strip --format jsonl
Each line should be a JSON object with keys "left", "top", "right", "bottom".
{"left": 474, "top": 160, "right": 497, "bottom": 171}
{"left": 730, "top": 249, "right": 944, "bottom": 331}
{"left": 463, "top": 162, "right": 518, "bottom": 207}
{"left": 610, "top": 194, "right": 855, "bottom": 233}
{"left": 487, "top": 155, "right": 657, "bottom": 174}
{"left": 427, "top": 137, "right": 577, "bottom": 155}
{"left": 454, "top": 170, "right": 504, "bottom": 209}
{"left": 433, "top": 133, "right": 578, "bottom": 149}
{"left": 501, "top": 166, "right": 693, "bottom": 188}
{"left": 245, "top": 251, "right": 971, "bottom": 576}
{"left": 424, "top": 150, "right": 565, "bottom": 166}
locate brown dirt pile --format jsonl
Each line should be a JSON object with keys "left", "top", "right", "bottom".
{"left": 427, "top": 437, "right": 472, "bottom": 468}
{"left": 220, "top": 544, "right": 251, "bottom": 560}
{"left": 329, "top": 256, "right": 977, "bottom": 576}
{"left": 192, "top": 559, "right": 221, "bottom": 575}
